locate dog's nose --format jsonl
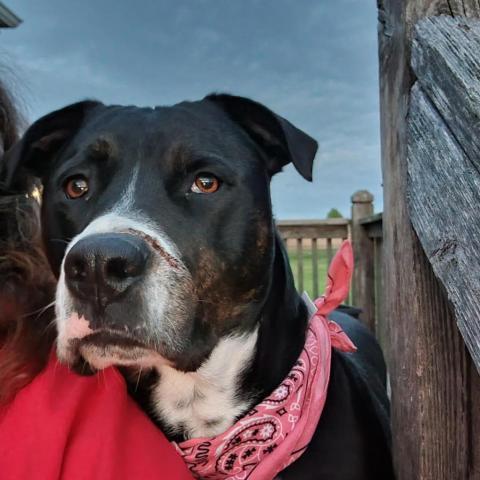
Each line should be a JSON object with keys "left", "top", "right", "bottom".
{"left": 64, "top": 233, "right": 150, "bottom": 307}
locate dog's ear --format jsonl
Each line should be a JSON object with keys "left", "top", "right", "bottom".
{"left": 206, "top": 93, "right": 318, "bottom": 181}
{"left": 0, "top": 100, "right": 102, "bottom": 193}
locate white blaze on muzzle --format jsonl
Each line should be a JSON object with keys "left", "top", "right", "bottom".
{"left": 55, "top": 212, "right": 191, "bottom": 367}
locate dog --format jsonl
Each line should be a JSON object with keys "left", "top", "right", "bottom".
{"left": 1, "top": 94, "right": 394, "bottom": 479}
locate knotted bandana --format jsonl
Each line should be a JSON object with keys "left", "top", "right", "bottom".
{"left": 174, "top": 240, "right": 356, "bottom": 480}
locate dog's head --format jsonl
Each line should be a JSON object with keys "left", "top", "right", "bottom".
{"left": 1, "top": 95, "right": 317, "bottom": 373}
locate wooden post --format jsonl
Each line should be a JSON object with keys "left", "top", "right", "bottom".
{"left": 311, "top": 238, "right": 319, "bottom": 298}
{"left": 378, "top": 1, "right": 480, "bottom": 478}
{"left": 350, "top": 190, "right": 375, "bottom": 332}
{"left": 296, "top": 238, "right": 303, "bottom": 293}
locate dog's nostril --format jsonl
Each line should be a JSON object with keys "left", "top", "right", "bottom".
{"left": 105, "top": 257, "right": 143, "bottom": 280}
{"left": 65, "top": 256, "right": 90, "bottom": 282}
{"left": 70, "top": 260, "right": 88, "bottom": 279}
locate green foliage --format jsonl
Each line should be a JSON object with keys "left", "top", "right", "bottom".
{"left": 327, "top": 208, "right": 343, "bottom": 218}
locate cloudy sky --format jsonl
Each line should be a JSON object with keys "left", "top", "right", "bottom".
{"left": 1, "top": 0, "right": 381, "bottom": 219}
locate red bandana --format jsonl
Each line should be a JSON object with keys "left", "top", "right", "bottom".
{"left": 174, "top": 241, "right": 356, "bottom": 480}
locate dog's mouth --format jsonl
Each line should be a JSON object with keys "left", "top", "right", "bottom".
{"left": 68, "top": 329, "right": 172, "bottom": 374}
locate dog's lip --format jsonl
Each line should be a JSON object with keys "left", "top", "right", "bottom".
{"left": 69, "top": 328, "right": 175, "bottom": 369}
{"left": 75, "top": 329, "right": 149, "bottom": 350}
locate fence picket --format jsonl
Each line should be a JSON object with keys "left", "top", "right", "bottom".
{"left": 326, "top": 238, "right": 333, "bottom": 266}
{"left": 296, "top": 238, "right": 303, "bottom": 293}
{"left": 276, "top": 220, "right": 350, "bottom": 300}
{"left": 312, "top": 238, "right": 318, "bottom": 298}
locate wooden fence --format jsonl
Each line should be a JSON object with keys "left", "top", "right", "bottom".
{"left": 277, "top": 190, "right": 383, "bottom": 336}
{"left": 378, "top": 2, "right": 480, "bottom": 478}
{"left": 277, "top": 218, "right": 349, "bottom": 299}
{"left": 358, "top": 213, "right": 384, "bottom": 341}
{"left": 285, "top": 5, "right": 480, "bottom": 476}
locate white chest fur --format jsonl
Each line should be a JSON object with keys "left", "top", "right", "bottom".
{"left": 151, "top": 330, "right": 258, "bottom": 439}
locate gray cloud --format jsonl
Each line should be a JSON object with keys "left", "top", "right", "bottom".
{"left": 2, "top": 0, "right": 382, "bottom": 218}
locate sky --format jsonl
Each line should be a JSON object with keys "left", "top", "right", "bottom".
{"left": 1, "top": 0, "right": 382, "bottom": 219}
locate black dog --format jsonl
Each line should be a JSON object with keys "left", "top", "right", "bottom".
{"left": 1, "top": 95, "right": 394, "bottom": 479}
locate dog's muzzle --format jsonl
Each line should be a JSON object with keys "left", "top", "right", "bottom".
{"left": 56, "top": 217, "right": 194, "bottom": 370}
{"left": 64, "top": 232, "right": 150, "bottom": 309}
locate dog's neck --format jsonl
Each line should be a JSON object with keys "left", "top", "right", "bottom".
{"left": 131, "top": 233, "right": 309, "bottom": 441}
{"left": 240, "top": 234, "right": 310, "bottom": 405}
{"left": 149, "top": 329, "right": 259, "bottom": 440}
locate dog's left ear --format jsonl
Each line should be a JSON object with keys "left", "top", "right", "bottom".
{"left": 206, "top": 93, "right": 318, "bottom": 181}
{"left": 0, "top": 100, "right": 102, "bottom": 194}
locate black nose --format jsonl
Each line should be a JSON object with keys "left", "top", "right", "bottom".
{"left": 64, "top": 233, "right": 150, "bottom": 307}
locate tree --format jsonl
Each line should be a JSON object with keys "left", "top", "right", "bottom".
{"left": 327, "top": 208, "right": 343, "bottom": 219}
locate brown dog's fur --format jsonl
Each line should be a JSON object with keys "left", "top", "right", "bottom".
{"left": 0, "top": 79, "right": 55, "bottom": 404}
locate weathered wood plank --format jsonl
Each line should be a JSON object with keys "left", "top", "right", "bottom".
{"left": 412, "top": 16, "right": 480, "bottom": 166}
{"left": 408, "top": 84, "right": 480, "bottom": 370}
{"left": 276, "top": 224, "right": 348, "bottom": 240}
{"left": 312, "top": 238, "right": 319, "bottom": 298}
{"left": 358, "top": 212, "right": 383, "bottom": 225}
{"left": 378, "top": 1, "right": 480, "bottom": 478}
{"left": 350, "top": 190, "right": 375, "bottom": 331}
{"left": 326, "top": 237, "right": 333, "bottom": 265}
{"left": 296, "top": 238, "right": 303, "bottom": 293}
{"left": 373, "top": 238, "right": 385, "bottom": 351}
{"left": 276, "top": 219, "right": 349, "bottom": 240}
{"left": 360, "top": 213, "right": 383, "bottom": 239}
{"left": 276, "top": 219, "right": 350, "bottom": 227}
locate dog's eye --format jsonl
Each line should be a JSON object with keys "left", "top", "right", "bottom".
{"left": 64, "top": 176, "right": 89, "bottom": 199}
{"left": 191, "top": 173, "right": 220, "bottom": 194}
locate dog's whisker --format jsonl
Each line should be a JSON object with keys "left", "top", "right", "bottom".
{"left": 21, "top": 300, "right": 56, "bottom": 318}
{"left": 49, "top": 238, "right": 70, "bottom": 245}
{"left": 33, "top": 303, "right": 56, "bottom": 326}
{"left": 134, "top": 367, "right": 143, "bottom": 393}
{"left": 42, "top": 317, "right": 58, "bottom": 335}
{"left": 53, "top": 358, "right": 60, "bottom": 379}
{"left": 111, "top": 367, "right": 123, "bottom": 385}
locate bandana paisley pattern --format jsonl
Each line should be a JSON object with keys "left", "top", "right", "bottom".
{"left": 174, "top": 241, "right": 356, "bottom": 480}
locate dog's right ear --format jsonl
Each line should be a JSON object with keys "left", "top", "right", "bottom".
{"left": 0, "top": 100, "right": 102, "bottom": 193}
{"left": 206, "top": 94, "right": 318, "bottom": 181}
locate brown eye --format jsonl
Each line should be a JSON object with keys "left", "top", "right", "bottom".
{"left": 64, "top": 176, "right": 89, "bottom": 199}
{"left": 191, "top": 173, "right": 220, "bottom": 194}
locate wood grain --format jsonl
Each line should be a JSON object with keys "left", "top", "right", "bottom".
{"left": 350, "top": 190, "right": 375, "bottom": 331}
{"left": 276, "top": 219, "right": 349, "bottom": 240}
{"left": 378, "top": 1, "right": 480, "bottom": 478}
{"left": 412, "top": 17, "right": 480, "bottom": 167}
{"left": 296, "top": 238, "right": 304, "bottom": 293}
{"left": 408, "top": 83, "right": 480, "bottom": 371}
{"left": 311, "top": 238, "right": 319, "bottom": 298}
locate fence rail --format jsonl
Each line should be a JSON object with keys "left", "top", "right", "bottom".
{"left": 277, "top": 192, "right": 383, "bottom": 337}
{"left": 277, "top": 219, "right": 350, "bottom": 299}
{"left": 357, "top": 212, "right": 383, "bottom": 339}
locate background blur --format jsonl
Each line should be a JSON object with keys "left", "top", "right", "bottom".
{"left": 1, "top": 0, "right": 380, "bottom": 219}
